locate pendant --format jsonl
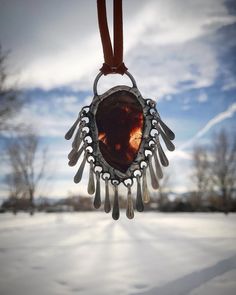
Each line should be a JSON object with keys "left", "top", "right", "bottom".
{"left": 65, "top": 72, "right": 175, "bottom": 220}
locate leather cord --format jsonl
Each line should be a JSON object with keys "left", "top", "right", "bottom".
{"left": 97, "top": 0, "right": 128, "bottom": 75}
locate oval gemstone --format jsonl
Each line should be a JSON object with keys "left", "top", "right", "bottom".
{"left": 95, "top": 90, "right": 144, "bottom": 173}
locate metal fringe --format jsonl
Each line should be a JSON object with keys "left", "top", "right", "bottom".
{"left": 65, "top": 117, "right": 80, "bottom": 140}
{"left": 74, "top": 152, "right": 87, "bottom": 183}
{"left": 104, "top": 178, "right": 111, "bottom": 213}
{"left": 94, "top": 172, "right": 101, "bottom": 209}
{"left": 112, "top": 185, "right": 120, "bottom": 220}
{"left": 136, "top": 176, "right": 144, "bottom": 212}
{"left": 87, "top": 161, "right": 95, "bottom": 195}
{"left": 126, "top": 185, "right": 134, "bottom": 219}
{"left": 68, "top": 145, "right": 84, "bottom": 166}
{"left": 157, "top": 139, "right": 169, "bottom": 167}
{"left": 142, "top": 167, "right": 150, "bottom": 203}
{"left": 156, "top": 118, "right": 175, "bottom": 140}
{"left": 148, "top": 155, "right": 159, "bottom": 189}
{"left": 153, "top": 150, "right": 163, "bottom": 179}
{"left": 156, "top": 125, "right": 175, "bottom": 151}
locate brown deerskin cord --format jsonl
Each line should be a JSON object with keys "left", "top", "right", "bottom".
{"left": 97, "top": 0, "right": 128, "bottom": 75}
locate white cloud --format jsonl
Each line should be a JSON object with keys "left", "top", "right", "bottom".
{"left": 168, "top": 150, "right": 192, "bottom": 161}
{"left": 167, "top": 102, "right": 236, "bottom": 193}
{"left": 1, "top": 0, "right": 236, "bottom": 198}
{"left": 182, "top": 105, "right": 191, "bottom": 111}
{"left": 179, "top": 102, "right": 236, "bottom": 150}
{"left": 128, "top": 38, "right": 220, "bottom": 98}
{"left": 10, "top": 94, "right": 86, "bottom": 137}
{"left": 195, "top": 102, "right": 236, "bottom": 137}
{"left": 197, "top": 92, "right": 208, "bottom": 103}
{"left": 1, "top": 0, "right": 235, "bottom": 95}
{"left": 222, "top": 78, "right": 236, "bottom": 91}
{"left": 134, "top": 0, "right": 235, "bottom": 46}
{"left": 165, "top": 95, "right": 172, "bottom": 101}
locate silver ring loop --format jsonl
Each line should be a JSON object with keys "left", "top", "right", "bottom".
{"left": 93, "top": 71, "right": 137, "bottom": 96}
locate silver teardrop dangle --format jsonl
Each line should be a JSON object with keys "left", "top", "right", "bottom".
{"left": 126, "top": 185, "right": 134, "bottom": 219}
{"left": 68, "top": 148, "right": 76, "bottom": 160}
{"left": 87, "top": 161, "right": 95, "bottom": 195}
{"left": 74, "top": 151, "right": 87, "bottom": 183}
{"left": 153, "top": 150, "right": 163, "bottom": 179}
{"left": 148, "top": 155, "right": 159, "bottom": 189}
{"left": 156, "top": 118, "right": 175, "bottom": 140}
{"left": 68, "top": 145, "right": 84, "bottom": 166}
{"left": 72, "top": 128, "right": 85, "bottom": 150}
{"left": 136, "top": 176, "right": 144, "bottom": 212}
{"left": 156, "top": 125, "right": 175, "bottom": 151}
{"left": 65, "top": 116, "right": 80, "bottom": 140}
{"left": 94, "top": 172, "right": 101, "bottom": 209}
{"left": 142, "top": 167, "right": 150, "bottom": 203}
{"left": 104, "top": 178, "right": 111, "bottom": 213}
{"left": 157, "top": 140, "right": 169, "bottom": 167}
{"left": 112, "top": 185, "right": 120, "bottom": 220}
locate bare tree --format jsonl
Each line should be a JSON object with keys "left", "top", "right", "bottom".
{"left": 0, "top": 45, "right": 23, "bottom": 132}
{"left": 6, "top": 132, "right": 47, "bottom": 214}
{"left": 211, "top": 129, "right": 236, "bottom": 214}
{"left": 5, "top": 172, "right": 24, "bottom": 199}
{"left": 158, "top": 173, "right": 170, "bottom": 210}
{"left": 192, "top": 145, "right": 210, "bottom": 209}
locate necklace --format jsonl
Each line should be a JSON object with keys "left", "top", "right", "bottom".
{"left": 65, "top": 0, "right": 175, "bottom": 220}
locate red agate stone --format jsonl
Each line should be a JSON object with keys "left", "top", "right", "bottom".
{"left": 95, "top": 90, "right": 144, "bottom": 173}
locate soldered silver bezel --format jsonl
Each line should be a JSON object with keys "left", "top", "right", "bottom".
{"left": 81, "top": 72, "right": 158, "bottom": 184}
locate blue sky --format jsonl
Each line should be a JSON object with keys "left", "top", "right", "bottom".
{"left": 0, "top": 0, "right": 236, "bottom": 198}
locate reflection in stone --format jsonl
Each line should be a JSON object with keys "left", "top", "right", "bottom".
{"left": 96, "top": 90, "right": 144, "bottom": 173}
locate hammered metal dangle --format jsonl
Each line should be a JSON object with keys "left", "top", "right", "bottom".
{"left": 65, "top": 0, "right": 175, "bottom": 220}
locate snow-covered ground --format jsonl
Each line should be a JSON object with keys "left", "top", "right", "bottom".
{"left": 0, "top": 212, "right": 236, "bottom": 295}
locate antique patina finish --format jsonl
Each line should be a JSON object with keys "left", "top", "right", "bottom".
{"left": 65, "top": 0, "right": 175, "bottom": 219}
{"left": 65, "top": 72, "right": 175, "bottom": 219}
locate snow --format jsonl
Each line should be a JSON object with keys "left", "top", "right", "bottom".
{"left": 0, "top": 212, "right": 236, "bottom": 295}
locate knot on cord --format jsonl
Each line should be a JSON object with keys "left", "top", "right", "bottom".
{"left": 97, "top": 0, "right": 128, "bottom": 76}
{"left": 100, "top": 62, "right": 128, "bottom": 75}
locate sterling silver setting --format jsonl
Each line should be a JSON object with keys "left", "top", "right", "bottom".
{"left": 65, "top": 72, "right": 175, "bottom": 220}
